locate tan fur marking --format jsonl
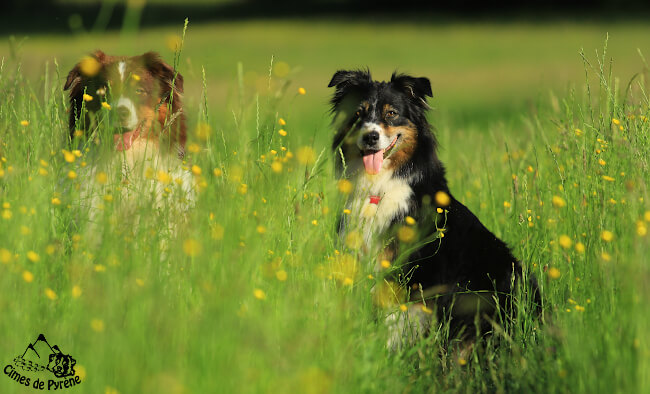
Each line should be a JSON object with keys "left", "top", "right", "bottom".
{"left": 385, "top": 123, "right": 417, "bottom": 171}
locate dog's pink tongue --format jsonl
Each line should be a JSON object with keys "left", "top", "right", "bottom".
{"left": 362, "top": 150, "right": 384, "bottom": 175}
{"left": 114, "top": 130, "right": 140, "bottom": 151}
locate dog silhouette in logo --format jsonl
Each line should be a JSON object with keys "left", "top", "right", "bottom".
{"left": 47, "top": 346, "right": 76, "bottom": 378}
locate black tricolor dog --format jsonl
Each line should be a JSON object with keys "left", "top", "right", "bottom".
{"left": 328, "top": 70, "right": 540, "bottom": 348}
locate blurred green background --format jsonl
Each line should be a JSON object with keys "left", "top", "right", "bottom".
{"left": 3, "top": 0, "right": 650, "bottom": 147}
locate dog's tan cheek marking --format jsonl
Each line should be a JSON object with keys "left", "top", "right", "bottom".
{"left": 386, "top": 124, "right": 417, "bottom": 170}
{"left": 138, "top": 105, "right": 156, "bottom": 138}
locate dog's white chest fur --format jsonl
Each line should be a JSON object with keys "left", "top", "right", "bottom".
{"left": 347, "top": 166, "right": 413, "bottom": 247}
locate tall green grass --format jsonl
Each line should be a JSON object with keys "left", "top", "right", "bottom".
{"left": 0, "top": 28, "right": 649, "bottom": 393}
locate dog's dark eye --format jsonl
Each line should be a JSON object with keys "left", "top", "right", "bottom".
{"left": 385, "top": 110, "right": 398, "bottom": 118}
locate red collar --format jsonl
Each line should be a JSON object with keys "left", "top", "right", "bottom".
{"left": 369, "top": 195, "right": 381, "bottom": 205}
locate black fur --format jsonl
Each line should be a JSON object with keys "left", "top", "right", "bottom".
{"left": 329, "top": 69, "right": 540, "bottom": 339}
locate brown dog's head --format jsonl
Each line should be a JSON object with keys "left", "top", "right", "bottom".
{"left": 64, "top": 50, "right": 186, "bottom": 156}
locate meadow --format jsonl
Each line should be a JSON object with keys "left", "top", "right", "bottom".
{"left": 1, "top": 18, "right": 650, "bottom": 393}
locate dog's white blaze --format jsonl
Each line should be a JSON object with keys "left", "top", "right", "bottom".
{"left": 116, "top": 97, "right": 139, "bottom": 129}
{"left": 347, "top": 161, "right": 413, "bottom": 249}
{"left": 357, "top": 122, "right": 393, "bottom": 150}
{"left": 118, "top": 61, "right": 126, "bottom": 81}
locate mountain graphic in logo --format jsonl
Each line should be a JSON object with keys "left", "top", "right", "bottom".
{"left": 13, "top": 334, "right": 76, "bottom": 378}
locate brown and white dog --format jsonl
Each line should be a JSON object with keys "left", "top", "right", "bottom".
{"left": 64, "top": 50, "right": 186, "bottom": 157}
{"left": 64, "top": 50, "right": 193, "bottom": 228}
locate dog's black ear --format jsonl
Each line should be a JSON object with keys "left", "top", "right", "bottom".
{"left": 390, "top": 73, "right": 433, "bottom": 99}
{"left": 142, "top": 52, "right": 184, "bottom": 100}
{"left": 328, "top": 69, "right": 372, "bottom": 89}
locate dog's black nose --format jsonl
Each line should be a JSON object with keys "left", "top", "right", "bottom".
{"left": 362, "top": 131, "right": 380, "bottom": 145}
{"left": 117, "top": 106, "right": 130, "bottom": 120}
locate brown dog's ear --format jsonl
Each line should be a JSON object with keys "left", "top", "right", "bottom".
{"left": 64, "top": 64, "right": 81, "bottom": 91}
{"left": 64, "top": 50, "right": 107, "bottom": 91}
{"left": 142, "top": 52, "right": 184, "bottom": 101}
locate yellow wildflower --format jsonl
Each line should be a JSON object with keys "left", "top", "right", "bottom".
{"left": 405, "top": 216, "right": 416, "bottom": 225}
{"left": 68, "top": 170, "right": 77, "bottom": 179}
{"left": 20, "top": 120, "right": 29, "bottom": 127}
{"left": 101, "top": 102, "right": 111, "bottom": 110}
{"left": 278, "top": 118, "right": 286, "bottom": 126}
{"left": 22, "top": 270, "right": 34, "bottom": 283}
{"left": 72, "top": 285, "right": 82, "bottom": 298}
{"left": 421, "top": 305, "right": 433, "bottom": 314}
{"left": 552, "top": 195, "right": 566, "bottom": 208}
{"left": 548, "top": 267, "right": 561, "bottom": 279}
{"left": 271, "top": 161, "right": 282, "bottom": 173}
{"left": 45, "top": 288, "right": 57, "bottom": 300}
{"left": 601, "top": 230, "right": 614, "bottom": 242}
{"left": 253, "top": 289, "right": 266, "bottom": 300}
{"left": 575, "top": 242, "right": 585, "bottom": 253}
{"left": 337, "top": 179, "right": 353, "bottom": 194}
{"left": 298, "top": 87, "right": 306, "bottom": 95}
{"left": 503, "top": 201, "right": 511, "bottom": 208}
{"left": 296, "top": 146, "right": 316, "bottom": 165}
{"left": 0, "top": 248, "right": 11, "bottom": 264}
{"left": 96, "top": 172, "right": 108, "bottom": 185}
{"left": 194, "top": 122, "right": 212, "bottom": 141}
{"left": 276, "top": 270, "right": 287, "bottom": 281}
{"left": 636, "top": 221, "right": 647, "bottom": 237}
{"left": 182, "top": 239, "right": 202, "bottom": 257}
{"left": 397, "top": 226, "right": 416, "bottom": 243}
{"left": 435, "top": 191, "right": 451, "bottom": 207}
{"left": 381, "top": 260, "right": 391, "bottom": 269}
{"left": 188, "top": 143, "right": 201, "bottom": 153}
{"left": 257, "top": 225, "right": 266, "bottom": 234}
{"left": 602, "top": 175, "right": 615, "bottom": 182}
{"left": 27, "top": 251, "right": 40, "bottom": 263}
{"left": 156, "top": 170, "right": 172, "bottom": 184}
{"left": 79, "top": 56, "right": 101, "bottom": 76}
{"left": 191, "top": 165, "right": 202, "bottom": 176}
{"left": 90, "top": 319, "right": 104, "bottom": 332}
{"left": 559, "top": 235, "right": 572, "bottom": 249}
{"left": 278, "top": 129, "right": 287, "bottom": 137}
{"left": 62, "top": 150, "right": 76, "bottom": 163}
{"left": 83, "top": 93, "right": 93, "bottom": 102}
{"left": 399, "top": 304, "right": 408, "bottom": 312}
